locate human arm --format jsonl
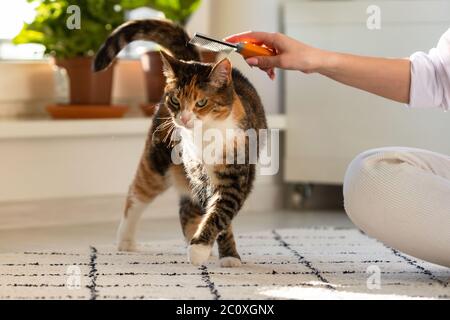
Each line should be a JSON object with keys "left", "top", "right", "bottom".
{"left": 225, "top": 31, "right": 411, "bottom": 103}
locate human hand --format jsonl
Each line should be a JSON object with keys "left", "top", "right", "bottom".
{"left": 224, "top": 31, "right": 324, "bottom": 80}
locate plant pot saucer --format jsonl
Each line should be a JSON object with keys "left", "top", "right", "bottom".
{"left": 47, "top": 104, "right": 129, "bottom": 119}
{"left": 140, "top": 103, "right": 160, "bottom": 117}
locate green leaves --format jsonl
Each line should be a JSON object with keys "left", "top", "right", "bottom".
{"left": 12, "top": 0, "right": 202, "bottom": 58}
{"left": 120, "top": 0, "right": 202, "bottom": 25}
{"left": 146, "top": 0, "right": 202, "bottom": 25}
{"left": 13, "top": 0, "right": 127, "bottom": 58}
{"left": 120, "top": 0, "right": 151, "bottom": 10}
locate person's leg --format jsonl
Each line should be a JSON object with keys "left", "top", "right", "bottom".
{"left": 344, "top": 147, "right": 450, "bottom": 267}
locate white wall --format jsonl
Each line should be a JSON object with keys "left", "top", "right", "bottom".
{"left": 186, "top": 0, "right": 211, "bottom": 35}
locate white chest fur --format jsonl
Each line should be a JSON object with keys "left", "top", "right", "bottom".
{"left": 179, "top": 115, "right": 242, "bottom": 185}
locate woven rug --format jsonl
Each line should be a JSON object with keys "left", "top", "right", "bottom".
{"left": 0, "top": 228, "right": 448, "bottom": 300}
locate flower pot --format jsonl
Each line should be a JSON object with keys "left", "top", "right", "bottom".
{"left": 53, "top": 57, "right": 114, "bottom": 105}
{"left": 140, "top": 51, "right": 166, "bottom": 104}
{"left": 140, "top": 50, "right": 219, "bottom": 117}
{"left": 0, "top": 61, "right": 54, "bottom": 118}
{"left": 200, "top": 51, "right": 219, "bottom": 63}
{"left": 47, "top": 57, "right": 128, "bottom": 119}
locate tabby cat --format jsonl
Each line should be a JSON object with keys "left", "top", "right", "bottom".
{"left": 94, "top": 19, "right": 267, "bottom": 267}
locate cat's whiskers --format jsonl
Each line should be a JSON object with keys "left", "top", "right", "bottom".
{"left": 151, "top": 119, "right": 175, "bottom": 142}
{"left": 163, "top": 123, "right": 176, "bottom": 143}
{"left": 154, "top": 120, "right": 173, "bottom": 133}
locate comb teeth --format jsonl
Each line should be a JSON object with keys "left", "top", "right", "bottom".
{"left": 189, "top": 33, "right": 236, "bottom": 53}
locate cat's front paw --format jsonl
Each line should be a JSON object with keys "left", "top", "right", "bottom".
{"left": 219, "top": 257, "right": 242, "bottom": 268}
{"left": 117, "top": 240, "right": 137, "bottom": 252}
{"left": 188, "top": 244, "right": 212, "bottom": 266}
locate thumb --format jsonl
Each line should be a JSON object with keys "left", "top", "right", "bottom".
{"left": 246, "top": 56, "right": 279, "bottom": 69}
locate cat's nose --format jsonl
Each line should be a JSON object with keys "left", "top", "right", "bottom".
{"left": 180, "top": 113, "right": 192, "bottom": 125}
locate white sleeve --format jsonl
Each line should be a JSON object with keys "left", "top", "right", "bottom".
{"left": 408, "top": 28, "right": 450, "bottom": 110}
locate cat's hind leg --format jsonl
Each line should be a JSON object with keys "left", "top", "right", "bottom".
{"left": 117, "top": 191, "right": 149, "bottom": 252}
{"left": 117, "top": 142, "right": 172, "bottom": 251}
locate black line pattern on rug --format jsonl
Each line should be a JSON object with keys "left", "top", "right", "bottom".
{"left": 21, "top": 251, "right": 185, "bottom": 257}
{"left": 199, "top": 265, "right": 221, "bottom": 300}
{"left": 23, "top": 252, "right": 82, "bottom": 256}
{"left": 0, "top": 269, "right": 437, "bottom": 278}
{"left": 272, "top": 229, "right": 335, "bottom": 290}
{"left": 389, "top": 248, "right": 448, "bottom": 288}
{"left": 87, "top": 246, "right": 99, "bottom": 300}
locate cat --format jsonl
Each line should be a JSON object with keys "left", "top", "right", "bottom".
{"left": 94, "top": 19, "right": 267, "bottom": 267}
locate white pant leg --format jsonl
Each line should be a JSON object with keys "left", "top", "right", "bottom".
{"left": 344, "top": 147, "right": 450, "bottom": 267}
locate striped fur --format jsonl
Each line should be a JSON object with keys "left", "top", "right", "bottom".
{"left": 99, "top": 20, "right": 267, "bottom": 266}
{"left": 93, "top": 19, "right": 200, "bottom": 72}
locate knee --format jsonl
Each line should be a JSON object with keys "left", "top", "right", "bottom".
{"left": 343, "top": 148, "right": 405, "bottom": 228}
{"left": 343, "top": 150, "right": 373, "bottom": 224}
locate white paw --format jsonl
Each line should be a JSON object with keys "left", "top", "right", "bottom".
{"left": 188, "top": 244, "right": 212, "bottom": 266}
{"left": 117, "top": 240, "right": 137, "bottom": 252}
{"left": 219, "top": 257, "right": 242, "bottom": 268}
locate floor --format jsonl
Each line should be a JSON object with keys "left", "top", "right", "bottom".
{"left": 3, "top": 227, "right": 448, "bottom": 300}
{"left": 0, "top": 196, "right": 353, "bottom": 253}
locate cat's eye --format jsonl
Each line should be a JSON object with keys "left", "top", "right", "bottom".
{"left": 196, "top": 99, "right": 208, "bottom": 108}
{"left": 170, "top": 95, "right": 180, "bottom": 107}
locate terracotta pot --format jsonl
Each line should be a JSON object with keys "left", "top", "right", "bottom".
{"left": 140, "top": 50, "right": 219, "bottom": 106}
{"left": 140, "top": 51, "right": 166, "bottom": 103}
{"left": 200, "top": 51, "right": 219, "bottom": 63}
{"left": 53, "top": 57, "right": 114, "bottom": 105}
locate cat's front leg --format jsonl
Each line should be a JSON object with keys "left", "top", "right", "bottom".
{"left": 188, "top": 165, "right": 250, "bottom": 266}
{"left": 188, "top": 195, "right": 239, "bottom": 266}
{"left": 217, "top": 226, "right": 242, "bottom": 267}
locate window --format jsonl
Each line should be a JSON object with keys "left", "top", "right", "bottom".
{"left": 0, "top": 1, "right": 165, "bottom": 61}
{"left": 0, "top": 0, "right": 44, "bottom": 60}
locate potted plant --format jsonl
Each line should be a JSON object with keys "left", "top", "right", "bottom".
{"left": 13, "top": 0, "right": 141, "bottom": 119}
{"left": 121, "top": 0, "right": 216, "bottom": 116}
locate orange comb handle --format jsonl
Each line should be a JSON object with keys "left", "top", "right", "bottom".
{"left": 237, "top": 42, "right": 276, "bottom": 59}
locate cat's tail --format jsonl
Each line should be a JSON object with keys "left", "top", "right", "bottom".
{"left": 93, "top": 19, "right": 200, "bottom": 72}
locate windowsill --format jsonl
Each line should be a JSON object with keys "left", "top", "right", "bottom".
{"left": 0, "top": 114, "right": 286, "bottom": 140}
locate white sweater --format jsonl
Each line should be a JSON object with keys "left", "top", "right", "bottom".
{"left": 408, "top": 28, "right": 450, "bottom": 110}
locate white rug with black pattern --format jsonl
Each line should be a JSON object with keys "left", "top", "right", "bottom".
{"left": 0, "top": 228, "right": 448, "bottom": 300}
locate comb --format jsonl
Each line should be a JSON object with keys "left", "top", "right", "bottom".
{"left": 189, "top": 33, "right": 276, "bottom": 59}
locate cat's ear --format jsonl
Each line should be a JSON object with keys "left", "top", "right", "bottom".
{"left": 160, "top": 50, "right": 178, "bottom": 81}
{"left": 209, "top": 58, "right": 232, "bottom": 88}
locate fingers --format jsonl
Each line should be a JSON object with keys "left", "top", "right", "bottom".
{"left": 246, "top": 55, "right": 279, "bottom": 70}
{"left": 246, "top": 57, "right": 259, "bottom": 66}
{"left": 246, "top": 58, "right": 276, "bottom": 80}
{"left": 264, "top": 68, "right": 276, "bottom": 80}
{"left": 226, "top": 31, "right": 279, "bottom": 81}
{"left": 224, "top": 31, "right": 276, "bottom": 48}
